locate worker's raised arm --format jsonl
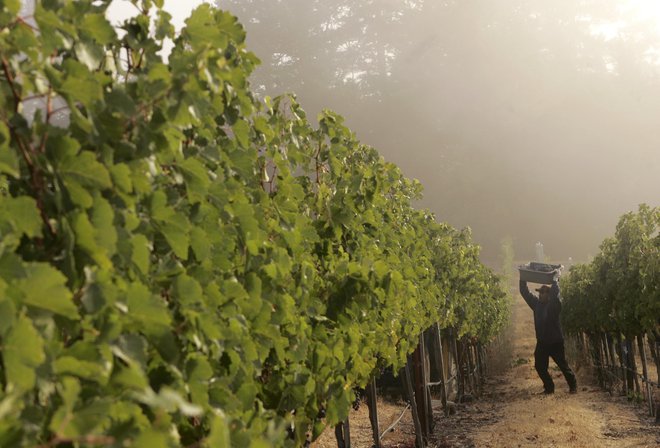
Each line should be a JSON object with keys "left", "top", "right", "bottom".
{"left": 519, "top": 280, "right": 538, "bottom": 310}
{"left": 547, "top": 275, "right": 562, "bottom": 315}
{"left": 550, "top": 278, "right": 560, "bottom": 301}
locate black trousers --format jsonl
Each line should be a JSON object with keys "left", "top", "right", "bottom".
{"left": 534, "top": 340, "right": 577, "bottom": 393}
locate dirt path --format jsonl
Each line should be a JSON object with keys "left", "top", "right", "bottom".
{"left": 313, "top": 284, "right": 658, "bottom": 448}
{"left": 431, "top": 294, "right": 659, "bottom": 448}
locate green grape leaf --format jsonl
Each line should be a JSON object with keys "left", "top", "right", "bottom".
{"left": 126, "top": 282, "right": 171, "bottom": 333}
{"left": 109, "top": 163, "right": 133, "bottom": 193}
{"left": 3, "top": 315, "right": 45, "bottom": 391}
{"left": 174, "top": 274, "right": 203, "bottom": 307}
{"left": 232, "top": 119, "right": 250, "bottom": 148}
{"left": 206, "top": 413, "right": 230, "bottom": 448}
{"left": 91, "top": 194, "right": 117, "bottom": 257}
{"left": 74, "top": 39, "right": 104, "bottom": 71}
{"left": 0, "top": 123, "right": 18, "bottom": 177}
{"left": 1, "top": 0, "right": 21, "bottom": 15}
{"left": 52, "top": 399, "right": 112, "bottom": 439}
{"left": 190, "top": 227, "right": 211, "bottom": 261}
{"left": 63, "top": 179, "right": 94, "bottom": 208}
{"left": 17, "top": 263, "right": 77, "bottom": 319}
{"left": 185, "top": 355, "right": 212, "bottom": 407}
{"left": 159, "top": 212, "right": 190, "bottom": 260}
{"left": 80, "top": 14, "right": 116, "bottom": 44}
{"left": 180, "top": 157, "right": 210, "bottom": 204}
{"left": 0, "top": 195, "right": 43, "bottom": 239}
{"left": 127, "top": 283, "right": 179, "bottom": 362}
{"left": 183, "top": 4, "right": 228, "bottom": 51}
{"left": 131, "top": 234, "right": 151, "bottom": 275}
{"left": 60, "top": 60, "right": 103, "bottom": 108}
{"left": 71, "top": 210, "right": 111, "bottom": 269}
{"left": 60, "top": 150, "right": 112, "bottom": 190}
{"left": 133, "top": 430, "right": 177, "bottom": 448}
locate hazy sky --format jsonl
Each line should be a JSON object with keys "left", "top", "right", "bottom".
{"left": 99, "top": 1, "right": 660, "bottom": 262}
{"left": 106, "top": 0, "right": 208, "bottom": 29}
{"left": 106, "top": 0, "right": 209, "bottom": 57}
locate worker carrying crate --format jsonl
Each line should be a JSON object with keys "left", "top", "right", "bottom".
{"left": 518, "top": 262, "right": 577, "bottom": 395}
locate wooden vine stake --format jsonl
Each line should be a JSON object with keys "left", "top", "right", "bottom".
{"left": 450, "top": 329, "right": 463, "bottom": 402}
{"left": 636, "top": 335, "right": 653, "bottom": 417}
{"left": 366, "top": 378, "right": 381, "bottom": 448}
{"left": 402, "top": 358, "right": 425, "bottom": 448}
{"left": 466, "top": 341, "right": 477, "bottom": 396}
{"left": 626, "top": 338, "right": 640, "bottom": 396}
{"left": 616, "top": 335, "right": 628, "bottom": 397}
{"left": 334, "top": 420, "right": 351, "bottom": 448}
{"left": 600, "top": 333, "right": 609, "bottom": 392}
{"left": 432, "top": 324, "right": 449, "bottom": 416}
{"left": 606, "top": 334, "right": 618, "bottom": 393}
{"left": 414, "top": 332, "right": 434, "bottom": 438}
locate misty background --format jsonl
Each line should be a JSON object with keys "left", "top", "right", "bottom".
{"left": 214, "top": 0, "right": 659, "bottom": 263}
{"left": 100, "top": 0, "right": 660, "bottom": 262}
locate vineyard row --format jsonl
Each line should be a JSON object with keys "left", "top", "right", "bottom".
{"left": 561, "top": 204, "right": 659, "bottom": 421}
{"left": 0, "top": 2, "right": 510, "bottom": 447}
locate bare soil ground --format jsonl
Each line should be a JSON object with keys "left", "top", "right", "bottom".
{"left": 313, "top": 291, "right": 659, "bottom": 448}
{"left": 312, "top": 396, "right": 417, "bottom": 447}
{"left": 432, "top": 297, "right": 659, "bottom": 448}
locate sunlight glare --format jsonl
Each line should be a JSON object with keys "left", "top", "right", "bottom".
{"left": 590, "top": 0, "right": 660, "bottom": 42}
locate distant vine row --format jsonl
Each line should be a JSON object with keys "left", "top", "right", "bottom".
{"left": 561, "top": 204, "right": 659, "bottom": 417}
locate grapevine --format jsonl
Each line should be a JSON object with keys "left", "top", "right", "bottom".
{"left": 0, "top": 2, "right": 509, "bottom": 446}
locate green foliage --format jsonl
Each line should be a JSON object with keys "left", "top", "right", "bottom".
{"left": 561, "top": 204, "right": 659, "bottom": 336}
{"left": 0, "top": 1, "right": 507, "bottom": 446}
{"left": 499, "top": 236, "right": 515, "bottom": 285}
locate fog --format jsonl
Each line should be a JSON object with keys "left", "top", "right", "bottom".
{"left": 213, "top": 0, "right": 659, "bottom": 263}
{"left": 102, "top": 1, "right": 660, "bottom": 262}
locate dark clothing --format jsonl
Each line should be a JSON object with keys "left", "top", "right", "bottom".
{"left": 520, "top": 279, "right": 577, "bottom": 392}
{"left": 534, "top": 341, "right": 577, "bottom": 393}
{"left": 519, "top": 280, "right": 564, "bottom": 344}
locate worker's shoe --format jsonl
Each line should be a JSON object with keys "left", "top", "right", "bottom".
{"left": 569, "top": 387, "right": 578, "bottom": 394}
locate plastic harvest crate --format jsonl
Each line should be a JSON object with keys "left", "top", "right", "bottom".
{"left": 518, "top": 262, "right": 562, "bottom": 284}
